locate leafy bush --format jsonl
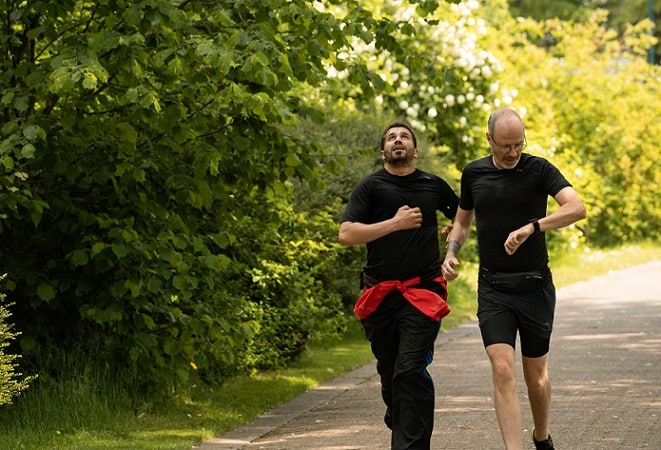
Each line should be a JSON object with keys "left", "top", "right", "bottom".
{"left": 0, "top": 0, "right": 394, "bottom": 390}
{"left": 485, "top": 7, "right": 661, "bottom": 247}
{"left": 0, "top": 275, "right": 36, "bottom": 405}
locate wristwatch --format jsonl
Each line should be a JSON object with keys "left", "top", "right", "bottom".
{"left": 532, "top": 220, "right": 541, "bottom": 233}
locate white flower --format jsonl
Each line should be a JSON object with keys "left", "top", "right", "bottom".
{"left": 428, "top": 107, "right": 438, "bottom": 118}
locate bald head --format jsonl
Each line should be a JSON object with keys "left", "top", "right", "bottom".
{"left": 487, "top": 108, "right": 525, "bottom": 136}
{"left": 486, "top": 108, "right": 527, "bottom": 170}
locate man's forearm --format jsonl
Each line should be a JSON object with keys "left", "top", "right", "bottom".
{"left": 445, "top": 223, "right": 470, "bottom": 259}
{"left": 446, "top": 239, "right": 463, "bottom": 257}
{"left": 339, "top": 220, "right": 398, "bottom": 246}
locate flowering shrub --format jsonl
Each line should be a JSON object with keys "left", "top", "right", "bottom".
{"left": 0, "top": 275, "right": 36, "bottom": 405}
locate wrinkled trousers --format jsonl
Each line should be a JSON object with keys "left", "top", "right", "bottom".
{"left": 361, "top": 290, "right": 441, "bottom": 450}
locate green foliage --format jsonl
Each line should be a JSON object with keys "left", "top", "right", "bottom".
{"left": 508, "top": 0, "right": 661, "bottom": 63}
{"left": 0, "top": 276, "right": 36, "bottom": 405}
{"left": 0, "top": 0, "right": 377, "bottom": 388}
{"left": 484, "top": 6, "right": 661, "bottom": 247}
{"left": 342, "top": 0, "right": 507, "bottom": 167}
{"left": 2, "top": 0, "right": 478, "bottom": 390}
{"left": 237, "top": 200, "right": 348, "bottom": 370}
{"left": 0, "top": 0, "right": 659, "bottom": 396}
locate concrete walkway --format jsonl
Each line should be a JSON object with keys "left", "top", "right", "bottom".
{"left": 195, "top": 260, "right": 661, "bottom": 449}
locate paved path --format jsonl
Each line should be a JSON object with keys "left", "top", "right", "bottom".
{"left": 195, "top": 261, "right": 661, "bottom": 449}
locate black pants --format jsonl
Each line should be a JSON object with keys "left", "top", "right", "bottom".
{"left": 361, "top": 291, "right": 441, "bottom": 450}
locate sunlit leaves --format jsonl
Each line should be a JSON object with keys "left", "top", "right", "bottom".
{"left": 490, "top": 5, "right": 661, "bottom": 246}
{"left": 0, "top": 281, "right": 37, "bottom": 405}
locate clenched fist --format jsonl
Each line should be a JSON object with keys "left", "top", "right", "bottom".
{"left": 394, "top": 205, "right": 423, "bottom": 230}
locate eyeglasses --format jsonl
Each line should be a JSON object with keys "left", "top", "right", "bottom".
{"left": 489, "top": 134, "right": 527, "bottom": 152}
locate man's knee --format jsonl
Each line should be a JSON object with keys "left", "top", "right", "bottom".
{"left": 522, "top": 354, "right": 550, "bottom": 389}
{"left": 486, "top": 343, "right": 517, "bottom": 384}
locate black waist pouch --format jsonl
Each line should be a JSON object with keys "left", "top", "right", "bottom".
{"left": 482, "top": 269, "right": 545, "bottom": 293}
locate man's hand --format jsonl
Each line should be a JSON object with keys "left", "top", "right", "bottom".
{"left": 394, "top": 205, "right": 423, "bottom": 230}
{"left": 442, "top": 257, "right": 460, "bottom": 281}
{"left": 504, "top": 223, "right": 535, "bottom": 255}
{"left": 441, "top": 225, "right": 453, "bottom": 239}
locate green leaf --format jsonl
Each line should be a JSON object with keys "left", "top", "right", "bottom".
{"left": 125, "top": 279, "right": 142, "bottom": 297}
{"left": 1, "top": 156, "right": 15, "bottom": 170}
{"left": 20, "top": 144, "right": 35, "bottom": 159}
{"left": 285, "top": 153, "right": 299, "bottom": 167}
{"left": 70, "top": 249, "right": 89, "bottom": 266}
{"left": 13, "top": 96, "right": 29, "bottom": 112}
{"left": 141, "top": 314, "right": 156, "bottom": 330}
{"left": 37, "top": 284, "right": 56, "bottom": 301}
{"left": 22, "top": 125, "right": 40, "bottom": 141}
{"left": 198, "top": 254, "right": 231, "bottom": 271}
{"left": 116, "top": 122, "right": 138, "bottom": 145}
{"left": 172, "top": 275, "right": 187, "bottom": 290}
{"left": 91, "top": 242, "right": 107, "bottom": 257}
{"left": 111, "top": 244, "right": 130, "bottom": 258}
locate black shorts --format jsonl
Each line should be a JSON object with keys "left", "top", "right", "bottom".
{"left": 477, "top": 277, "right": 556, "bottom": 358}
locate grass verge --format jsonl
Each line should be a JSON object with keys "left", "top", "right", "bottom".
{"left": 0, "top": 243, "right": 659, "bottom": 449}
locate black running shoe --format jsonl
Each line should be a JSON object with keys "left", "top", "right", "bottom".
{"left": 531, "top": 427, "right": 555, "bottom": 450}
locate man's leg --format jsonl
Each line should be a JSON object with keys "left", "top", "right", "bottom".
{"left": 391, "top": 301, "right": 440, "bottom": 450}
{"left": 518, "top": 281, "right": 555, "bottom": 446}
{"left": 486, "top": 343, "right": 523, "bottom": 450}
{"left": 361, "top": 293, "right": 402, "bottom": 429}
{"left": 520, "top": 329, "right": 552, "bottom": 444}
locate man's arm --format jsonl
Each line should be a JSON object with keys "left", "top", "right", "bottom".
{"left": 544, "top": 186, "right": 587, "bottom": 230}
{"left": 503, "top": 186, "right": 587, "bottom": 255}
{"left": 441, "top": 207, "right": 474, "bottom": 281}
{"left": 338, "top": 205, "right": 423, "bottom": 246}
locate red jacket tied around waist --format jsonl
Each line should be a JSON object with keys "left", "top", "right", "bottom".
{"left": 353, "top": 274, "right": 450, "bottom": 322}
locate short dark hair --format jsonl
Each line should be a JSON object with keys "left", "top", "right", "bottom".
{"left": 380, "top": 122, "right": 417, "bottom": 150}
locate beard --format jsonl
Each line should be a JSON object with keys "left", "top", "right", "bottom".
{"left": 493, "top": 153, "right": 521, "bottom": 170}
{"left": 384, "top": 148, "right": 414, "bottom": 165}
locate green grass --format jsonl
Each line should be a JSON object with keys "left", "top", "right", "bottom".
{"left": 0, "top": 243, "right": 659, "bottom": 449}
{"left": 550, "top": 242, "right": 661, "bottom": 287}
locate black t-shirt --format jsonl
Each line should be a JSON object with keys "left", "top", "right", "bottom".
{"left": 341, "top": 168, "right": 459, "bottom": 281}
{"left": 460, "top": 153, "right": 571, "bottom": 272}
